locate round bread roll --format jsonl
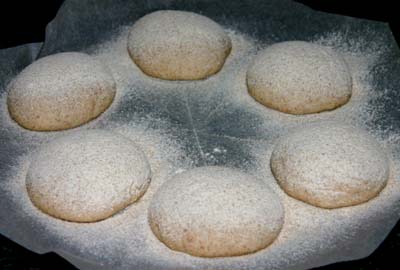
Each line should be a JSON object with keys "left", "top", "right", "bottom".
{"left": 26, "top": 130, "right": 151, "bottom": 222}
{"left": 270, "top": 123, "right": 389, "bottom": 208}
{"left": 148, "top": 166, "right": 284, "bottom": 257}
{"left": 247, "top": 41, "right": 352, "bottom": 114}
{"left": 7, "top": 52, "right": 116, "bottom": 131}
{"left": 127, "top": 10, "right": 232, "bottom": 80}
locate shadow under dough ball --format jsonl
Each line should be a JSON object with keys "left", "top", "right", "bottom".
{"left": 7, "top": 52, "right": 116, "bottom": 131}
{"left": 127, "top": 10, "right": 232, "bottom": 81}
{"left": 247, "top": 41, "right": 352, "bottom": 114}
{"left": 148, "top": 166, "right": 284, "bottom": 257}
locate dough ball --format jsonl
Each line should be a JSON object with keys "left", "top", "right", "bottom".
{"left": 26, "top": 130, "right": 151, "bottom": 222}
{"left": 270, "top": 123, "right": 389, "bottom": 208}
{"left": 148, "top": 166, "right": 284, "bottom": 257}
{"left": 247, "top": 41, "right": 352, "bottom": 114}
{"left": 7, "top": 52, "right": 116, "bottom": 131}
{"left": 127, "top": 10, "right": 232, "bottom": 80}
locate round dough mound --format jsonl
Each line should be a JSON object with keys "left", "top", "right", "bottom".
{"left": 7, "top": 52, "right": 116, "bottom": 131}
{"left": 247, "top": 41, "right": 352, "bottom": 114}
{"left": 271, "top": 123, "right": 389, "bottom": 208}
{"left": 127, "top": 10, "right": 232, "bottom": 80}
{"left": 148, "top": 166, "right": 284, "bottom": 257}
{"left": 26, "top": 130, "right": 151, "bottom": 222}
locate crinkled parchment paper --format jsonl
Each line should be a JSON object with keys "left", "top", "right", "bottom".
{"left": 1, "top": 1, "right": 400, "bottom": 270}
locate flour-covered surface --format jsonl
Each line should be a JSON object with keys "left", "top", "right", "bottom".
{"left": 1, "top": 1, "right": 400, "bottom": 270}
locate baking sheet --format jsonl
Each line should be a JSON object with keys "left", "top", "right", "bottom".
{"left": 1, "top": 0, "right": 400, "bottom": 270}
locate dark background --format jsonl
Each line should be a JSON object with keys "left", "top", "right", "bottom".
{"left": 0, "top": 1, "right": 399, "bottom": 269}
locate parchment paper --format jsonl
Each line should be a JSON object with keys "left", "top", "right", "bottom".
{"left": 1, "top": 1, "right": 400, "bottom": 270}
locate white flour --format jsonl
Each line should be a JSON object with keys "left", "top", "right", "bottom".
{"left": 0, "top": 24, "right": 399, "bottom": 270}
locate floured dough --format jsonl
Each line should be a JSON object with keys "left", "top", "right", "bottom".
{"left": 7, "top": 52, "right": 116, "bottom": 131}
{"left": 270, "top": 122, "right": 389, "bottom": 208}
{"left": 247, "top": 41, "right": 352, "bottom": 114}
{"left": 127, "top": 10, "right": 232, "bottom": 80}
{"left": 148, "top": 166, "right": 284, "bottom": 257}
{"left": 26, "top": 130, "right": 151, "bottom": 222}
